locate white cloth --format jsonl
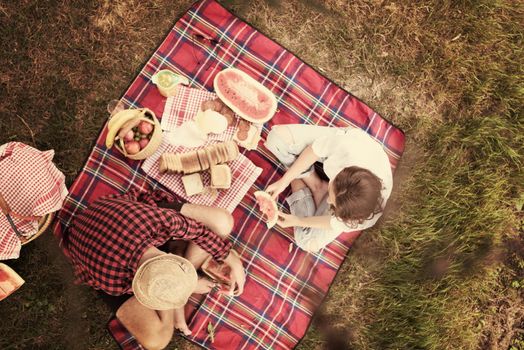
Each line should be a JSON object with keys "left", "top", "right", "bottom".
{"left": 311, "top": 127, "right": 392, "bottom": 234}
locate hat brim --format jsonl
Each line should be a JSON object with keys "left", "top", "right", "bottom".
{"left": 132, "top": 254, "right": 198, "bottom": 310}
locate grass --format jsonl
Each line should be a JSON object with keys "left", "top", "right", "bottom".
{"left": 0, "top": 0, "right": 523, "bottom": 349}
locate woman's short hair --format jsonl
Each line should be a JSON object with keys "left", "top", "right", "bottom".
{"left": 331, "top": 166, "right": 384, "bottom": 224}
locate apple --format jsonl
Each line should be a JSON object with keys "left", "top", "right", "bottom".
{"left": 123, "top": 130, "right": 134, "bottom": 142}
{"left": 138, "top": 121, "right": 154, "bottom": 135}
{"left": 139, "top": 138, "right": 149, "bottom": 149}
{"left": 124, "top": 141, "right": 141, "bottom": 155}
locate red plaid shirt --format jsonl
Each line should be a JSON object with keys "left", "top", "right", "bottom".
{"left": 66, "top": 188, "right": 232, "bottom": 295}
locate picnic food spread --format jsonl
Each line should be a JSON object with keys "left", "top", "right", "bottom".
{"left": 49, "top": 3, "right": 405, "bottom": 349}
{"left": 159, "top": 141, "right": 238, "bottom": 196}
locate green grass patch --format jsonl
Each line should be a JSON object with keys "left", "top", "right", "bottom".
{"left": 365, "top": 115, "right": 523, "bottom": 349}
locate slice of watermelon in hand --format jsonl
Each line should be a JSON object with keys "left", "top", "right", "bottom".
{"left": 0, "top": 263, "right": 24, "bottom": 301}
{"left": 254, "top": 191, "right": 279, "bottom": 228}
{"left": 201, "top": 256, "right": 232, "bottom": 288}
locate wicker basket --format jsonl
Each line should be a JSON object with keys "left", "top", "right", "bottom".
{"left": 107, "top": 108, "right": 163, "bottom": 160}
{"left": 20, "top": 212, "right": 54, "bottom": 246}
{"left": 0, "top": 192, "right": 55, "bottom": 245}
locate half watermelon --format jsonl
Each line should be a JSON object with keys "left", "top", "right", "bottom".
{"left": 214, "top": 68, "right": 277, "bottom": 124}
{"left": 254, "top": 191, "right": 278, "bottom": 228}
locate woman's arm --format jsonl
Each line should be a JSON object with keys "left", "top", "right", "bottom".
{"left": 277, "top": 212, "right": 332, "bottom": 230}
{"left": 266, "top": 145, "right": 319, "bottom": 198}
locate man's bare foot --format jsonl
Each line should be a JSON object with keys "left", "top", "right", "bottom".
{"left": 174, "top": 320, "right": 192, "bottom": 335}
{"left": 303, "top": 170, "right": 329, "bottom": 207}
{"left": 194, "top": 277, "right": 216, "bottom": 294}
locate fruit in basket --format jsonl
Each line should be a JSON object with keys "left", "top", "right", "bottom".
{"left": 138, "top": 120, "right": 154, "bottom": 135}
{"left": 106, "top": 108, "right": 162, "bottom": 160}
{"left": 138, "top": 138, "right": 149, "bottom": 149}
{"left": 123, "top": 130, "right": 135, "bottom": 142}
{"left": 254, "top": 191, "right": 278, "bottom": 228}
{"left": 214, "top": 68, "right": 277, "bottom": 123}
{"left": 125, "top": 141, "right": 141, "bottom": 155}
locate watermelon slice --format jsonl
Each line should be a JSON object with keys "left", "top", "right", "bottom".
{"left": 201, "top": 256, "right": 231, "bottom": 288}
{"left": 254, "top": 191, "right": 278, "bottom": 228}
{"left": 0, "top": 263, "right": 24, "bottom": 301}
{"left": 214, "top": 68, "right": 277, "bottom": 124}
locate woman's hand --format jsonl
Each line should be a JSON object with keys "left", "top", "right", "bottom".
{"left": 265, "top": 179, "right": 289, "bottom": 200}
{"left": 277, "top": 212, "right": 301, "bottom": 228}
{"left": 222, "top": 250, "right": 246, "bottom": 296}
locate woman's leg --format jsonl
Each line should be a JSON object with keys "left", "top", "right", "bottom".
{"left": 264, "top": 124, "right": 338, "bottom": 169}
{"left": 292, "top": 195, "right": 339, "bottom": 253}
{"left": 302, "top": 170, "right": 329, "bottom": 208}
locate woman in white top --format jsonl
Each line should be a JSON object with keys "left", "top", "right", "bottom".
{"left": 264, "top": 124, "right": 392, "bottom": 253}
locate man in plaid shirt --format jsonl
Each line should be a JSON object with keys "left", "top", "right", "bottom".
{"left": 66, "top": 188, "right": 245, "bottom": 350}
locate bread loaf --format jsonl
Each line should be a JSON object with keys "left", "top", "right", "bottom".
{"left": 159, "top": 141, "right": 239, "bottom": 175}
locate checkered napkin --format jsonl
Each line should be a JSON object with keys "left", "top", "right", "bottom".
{"left": 143, "top": 86, "right": 262, "bottom": 212}
{"left": 0, "top": 142, "right": 68, "bottom": 260}
{"left": 161, "top": 85, "right": 242, "bottom": 135}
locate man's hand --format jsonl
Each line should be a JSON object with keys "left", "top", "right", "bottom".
{"left": 265, "top": 179, "right": 289, "bottom": 200}
{"left": 277, "top": 211, "right": 301, "bottom": 228}
{"left": 222, "top": 250, "right": 245, "bottom": 296}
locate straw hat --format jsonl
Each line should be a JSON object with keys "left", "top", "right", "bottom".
{"left": 132, "top": 254, "right": 198, "bottom": 310}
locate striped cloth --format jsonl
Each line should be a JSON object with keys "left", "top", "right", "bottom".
{"left": 142, "top": 85, "right": 262, "bottom": 212}
{"left": 53, "top": 1, "right": 405, "bottom": 349}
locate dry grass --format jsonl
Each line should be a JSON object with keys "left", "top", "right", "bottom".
{"left": 0, "top": 0, "right": 523, "bottom": 349}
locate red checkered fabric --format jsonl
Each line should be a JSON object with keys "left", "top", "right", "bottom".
{"left": 0, "top": 142, "right": 67, "bottom": 260}
{"left": 142, "top": 85, "right": 262, "bottom": 212}
{"left": 66, "top": 188, "right": 232, "bottom": 295}
{"left": 160, "top": 85, "right": 240, "bottom": 138}
{"left": 53, "top": 1, "right": 405, "bottom": 349}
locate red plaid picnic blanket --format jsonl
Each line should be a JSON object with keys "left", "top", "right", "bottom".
{"left": 53, "top": 1, "right": 405, "bottom": 349}
{"left": 142, "top": 85, "right": 262, "bottom": 212}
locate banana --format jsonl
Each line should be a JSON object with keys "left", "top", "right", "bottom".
{"left": 106, "top": 109, "right": 142, "bottom": 148}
